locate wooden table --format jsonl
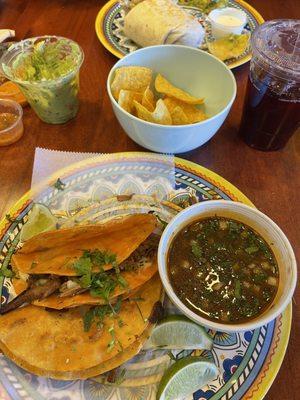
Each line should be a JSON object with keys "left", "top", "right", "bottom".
{"left": 0, "top": 0, "right": 299, "bottom": 398}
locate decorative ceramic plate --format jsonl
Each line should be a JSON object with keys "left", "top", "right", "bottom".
{"left": 0, "top": 152, "right": 291, "bottom": 400}
{"left": 95, "top": 0, "right": 264, "bottom": 69}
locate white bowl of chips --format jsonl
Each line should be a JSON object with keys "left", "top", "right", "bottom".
{"left": 107, "top": 45, "right": 236, "bottom": 153}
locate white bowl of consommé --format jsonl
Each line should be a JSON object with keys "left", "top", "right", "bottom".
{"left": 158, "top": 200, "right": 297, "bottom": 332}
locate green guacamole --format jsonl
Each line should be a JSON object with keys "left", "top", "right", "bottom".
{"left": 1, "top": 37, "right": 83, "bottom": 124}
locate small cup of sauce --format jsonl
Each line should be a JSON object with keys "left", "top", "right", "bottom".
{"left": 0, "top": 99, "right": 23, "bottom": 146}
{"left": 208, "top": 7, "right": 247, "bottom": 39}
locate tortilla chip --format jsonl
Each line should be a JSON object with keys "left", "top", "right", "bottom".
{"left": 207, "top": 33, "right": 250, "bottom": 61}
{"left": 155, "top": 74, "right": 204, "bottom": 105}
{"left": 164, "top": 97, "right": 207, "bottom": 123}
{"left": 111, "top": 66, "right": 152, "bottom": 100}
{"left": 152, "top": 99, "right": 172, "bottom": 125}
{"left": 12, "top": 214, "right": 157, "bottom": 276}
{"left": 0, "top": 274, "right": 162, "bottom": 379}
{"left": 118, "top": 89, "right": 143, "bottom": 113}
{"left": 34, "top": 258, "right": 158, "bottom": 309}
{"left": 134, "top": 99, "right": 172, "bottom": 125}
{"left": 133, "top": 100, "right": 153, "bottom": 122}
{"left": 170, "top": 106, "right": 189, "bottom": 125}
{"left": 142, "top": 86, "right": 155, "bottom": 111}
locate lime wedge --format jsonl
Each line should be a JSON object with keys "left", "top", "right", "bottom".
{"left": 144, "top": 315, "right": 213, "bottom": 350}
{"left": 157, "top": 356, "right": 218, "bottom": 400}
{"left": 20, "top": 203, "right": 57, "bottom": 242}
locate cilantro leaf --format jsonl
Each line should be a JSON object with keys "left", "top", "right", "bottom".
{"left": 73, "top": 256, "right": 92, "bottom": 288}
{"left": 245, "top": 246, "right": 259, "bottom": 254}
{"left": 83, "top": 300, "right": 122, "bottom": 332}
{"left": 0, "top": 265, "right": 14, "bottom": 278}
{"left": 191, "top": 242, "right": 202, "bottom": 258}
{"left": 155, "top": 214, "right": 168, "bottom": 229}
{"left": 90, "top": 273, "right": 118, "bottom": 301}
{"left": 73, "top": 256, "right": 92, "bottom": 275}
{"left": 72, "top": 249, "right": 127, "bottom": 302}
{"left": 116, "top": 274, "right": 128, "bottom": 288}
{"left": 53, "top": 178, "right": 66, "bottom": 191}
{"left": 83, "top": 308, "right": 95, "bottom": 332}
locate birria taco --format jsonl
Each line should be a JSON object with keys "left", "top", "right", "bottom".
{"left": 0, "top": 213, "right": 163, "bottom": 379}
{"left": 0, "top": 275, "right": 162, "bottom": 379}
{"left": 2, "top": 213, "right": 158, "bottom": 313}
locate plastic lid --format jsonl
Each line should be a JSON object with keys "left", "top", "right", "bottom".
{"left": 251, "top": 19, "right": 300, "bottom": 81}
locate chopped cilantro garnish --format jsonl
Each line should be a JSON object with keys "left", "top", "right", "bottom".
{"left": 234, "top": 280, "right": 241, "bottom": 299}
{"left": 107, "top": 325, "right": 116, "bottom": 351}
{"left": 83, "top": 249, "right": 117, "bottom": 268}
{"left": 90, "top": 273, "right": 118, "bottom": 301}
{"left": 118, "top": 318, "right": 124, "bottom": 328}
{"left": 129, "top": 297, "right": 145, "bottom": 302}
{"left": 0, "top": 265, "right": 14, "bottom": 278}
{"left": 73, "top": 256, "right": 93, "bottom": 288}
{"left": 83, "top": 299, "right": 122, "bottom": 332}
{"left": 53, "top": 178, "right": 66, "bottom": 191}
{"left": 245, "top": 246, "right": 259, "bottom": 254}
{"left": 116, "top": 274, "right": 128, "bottom": 288}
{"left": 73, "top": 250, "right": 127, "bottom": 306}
{"left": 114, "top": 369, "right": 126, "bottom": 385}
{"left": 30, "top": 262, "right": 38, "bottom": 269}
{"left": 156, "top": 214, "right": 168, "bottom": 229}
{"left": 191, "top": 242, "right": 202, "bottom": 258}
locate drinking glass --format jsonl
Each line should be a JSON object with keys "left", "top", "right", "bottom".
{"left": 0, "top": 36, "right": 84, "bottom": 124}
{"left": 239, "top": 20, "right": 300, "bottom": 151}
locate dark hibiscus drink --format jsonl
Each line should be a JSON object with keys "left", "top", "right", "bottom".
{"left": 239, "top": 20, "right": 300, "bottom": 151}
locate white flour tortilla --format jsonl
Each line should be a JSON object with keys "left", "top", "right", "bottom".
{"left": 124, "top": 0, "right": 205, "bottom": 48}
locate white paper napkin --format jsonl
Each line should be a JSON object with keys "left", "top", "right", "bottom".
{"left": 31, "top": 148, "right": 175, "bottom": 196}
{"left": 31, "top": 148, "right": 104, "bottom": 187}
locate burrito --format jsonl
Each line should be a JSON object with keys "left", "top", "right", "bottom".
{"left": 123, "top": 0, "right": 205, "bottom": 48}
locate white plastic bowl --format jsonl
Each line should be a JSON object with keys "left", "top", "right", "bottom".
{"left": 107, "top": 45, "right": 236, "bottom": 153}
{"left": 158, "top": 200, "right": 297, "bottom": 332}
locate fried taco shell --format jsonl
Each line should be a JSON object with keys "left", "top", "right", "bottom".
{"left": 34, "top": 258, "right": 158, "bottom": 309}
{"left": 12, "top": 214, "right": 156, "bottom": 276}
{"left": 0, "top": 274, "right": 162, "bottom": 379}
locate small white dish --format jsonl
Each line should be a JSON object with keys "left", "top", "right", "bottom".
{"left": 158, "top": 200, "right": 297, "bottom": 332}
{"left": 209, "top": 7, "right": 247, "bottom": 39}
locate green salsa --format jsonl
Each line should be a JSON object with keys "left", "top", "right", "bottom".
{"left": 167, "top": 217, "right": 279, "bottom": 324}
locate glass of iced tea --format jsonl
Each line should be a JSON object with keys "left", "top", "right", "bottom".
{"left": 239, "top": 20, "right": 300, "bottom": 151}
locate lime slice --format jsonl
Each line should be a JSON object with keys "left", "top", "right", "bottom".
{"left": 20, "top": 203, "right": 57, "bottom": 242}
{"left": 144, "top": 315, "right": 213, "bottom": 350}
{"left": 157, "top": 356, "right": 218, "bottom": 400}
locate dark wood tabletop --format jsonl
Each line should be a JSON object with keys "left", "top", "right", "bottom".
{"left": 0, "top": 0, "right": 299, "bottom": 398}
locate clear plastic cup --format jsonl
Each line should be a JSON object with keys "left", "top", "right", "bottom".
{"left": 239, "top": 20, "right": 300, "bottom": 151}
{"left": 0, "top": 36, "right": 84, "bottom": 124}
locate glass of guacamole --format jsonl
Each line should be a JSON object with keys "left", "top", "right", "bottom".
{"left": 0, "top": 36, "right": 84, "bottom": 124}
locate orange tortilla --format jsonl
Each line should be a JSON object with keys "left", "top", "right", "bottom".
{"left": 0, "top": 274, "right": 162, "bottom": 379}
{"left": 34, "top": 258, "right": 158, "bottom": 309}
{"left": 12, "top": 214, "right": 156, "bottom": 276}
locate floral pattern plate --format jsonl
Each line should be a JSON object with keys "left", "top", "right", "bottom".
{"left": 95, "top": 0, "right": 264, "bottom": 69}
{"left": 0, "top": 152, "right": 291, "bottom": 400}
